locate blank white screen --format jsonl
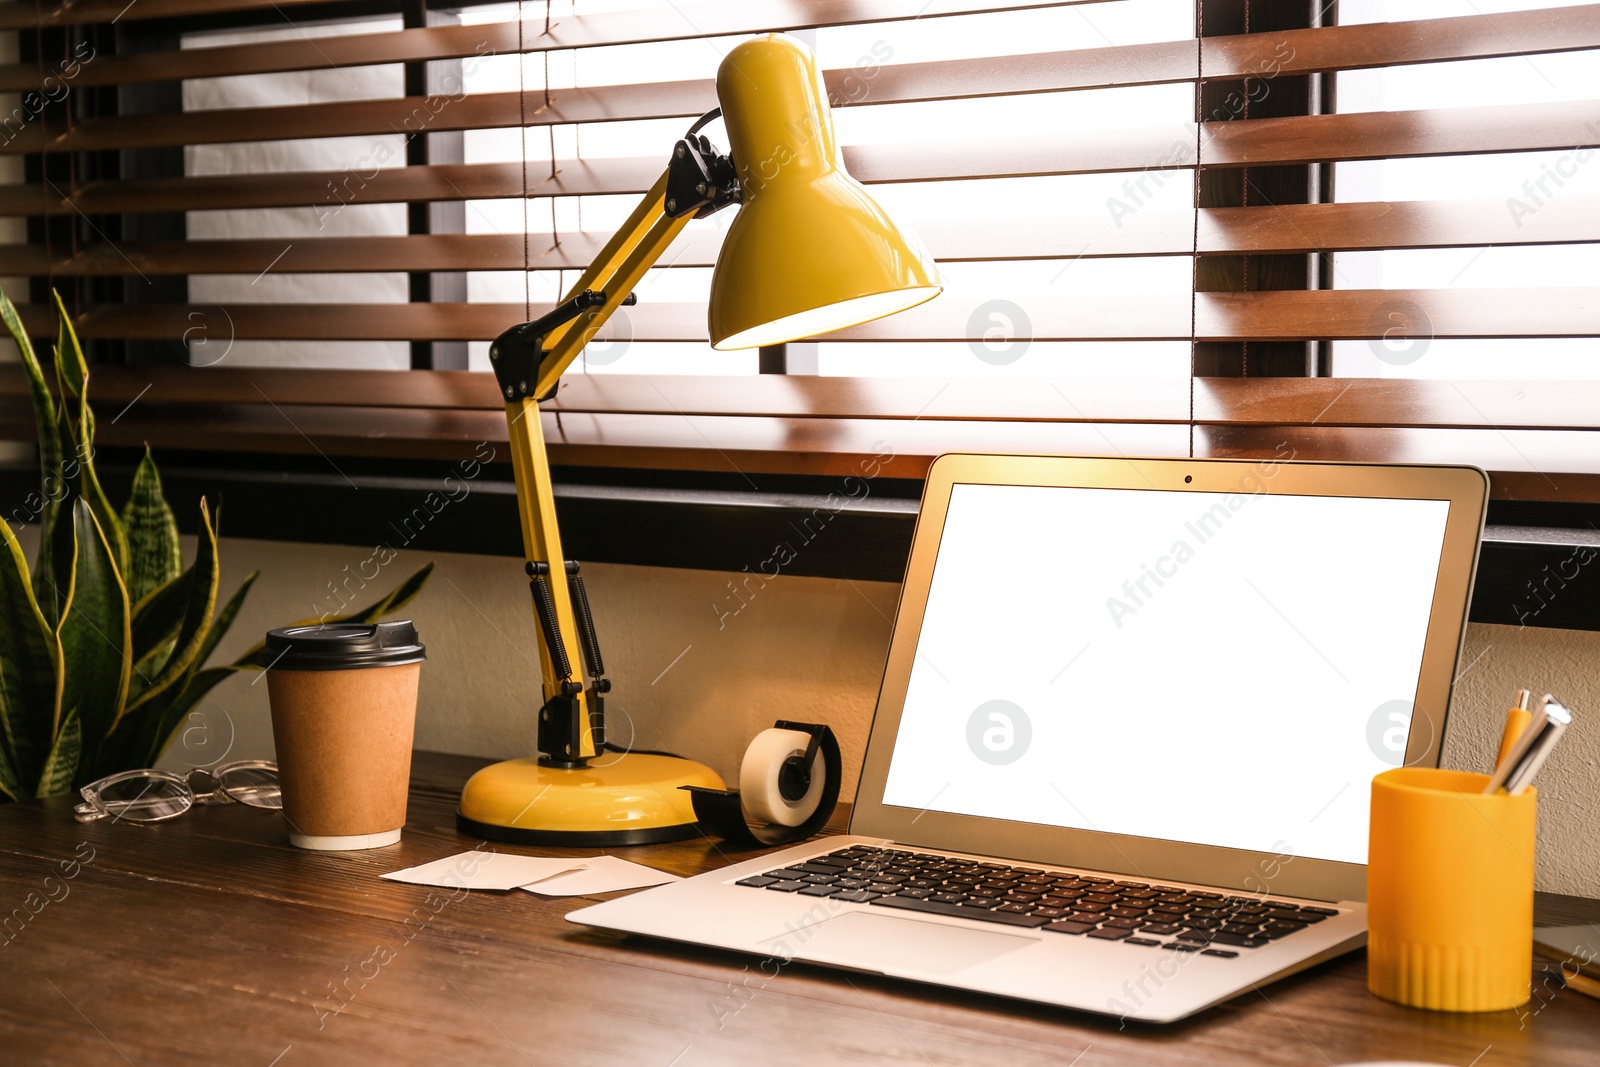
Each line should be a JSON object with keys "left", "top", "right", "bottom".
{"left": 879, "top": 480, "right": 1453, "bottom": 865}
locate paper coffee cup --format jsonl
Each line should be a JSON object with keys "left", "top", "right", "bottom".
{"left": 260, "top": 621, "right": 425, "bottom": 850}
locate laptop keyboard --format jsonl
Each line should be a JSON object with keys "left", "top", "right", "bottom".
{"left": 735, "top": 844, "right": 1338, "bottom": 959}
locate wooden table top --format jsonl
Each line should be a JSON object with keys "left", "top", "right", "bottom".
{"left": 3, "top": 751, "right": 1597, "bottom": 1067}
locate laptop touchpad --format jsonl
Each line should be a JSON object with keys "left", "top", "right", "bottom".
{"left": 791, "top": 912, "right": 1037, "bottom": 976}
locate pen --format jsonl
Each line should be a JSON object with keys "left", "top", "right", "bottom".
{"left": 1483, "top": 694, "right": 1571, "bottom": 795}
{"left": 1506, "top": 697, "right": 1571, "bottom": 796}
{"left": 1494, "top": 689, "right": 1533, "bottom": 773}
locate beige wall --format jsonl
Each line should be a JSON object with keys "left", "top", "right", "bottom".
{"left": 1440, "top": 621, "right": 1600, "bottom": 898}
{"left": 148, "top": 534, "right": 1598, "bottom": 898}
{"left": 174, "top": 535, "right": 900, "bottom": 811}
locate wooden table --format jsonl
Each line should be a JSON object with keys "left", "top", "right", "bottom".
{"left": 3, "top": 752, "right": 1597, "bottom": 1066}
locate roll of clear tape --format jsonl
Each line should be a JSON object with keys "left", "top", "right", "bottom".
{"left": 740, "top": 728, "right": 825, "bottom": 827}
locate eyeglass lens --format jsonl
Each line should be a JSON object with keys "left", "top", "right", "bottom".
{"left": 217, "top": 765, "right": 283, "bottom": 810}
{"left": 97, "top": 775, "right": 193, "bottom": 822}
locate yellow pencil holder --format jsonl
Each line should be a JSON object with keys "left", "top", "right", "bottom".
{"left": 1367, "top": 767, "right": 1535, "bottom": 1012}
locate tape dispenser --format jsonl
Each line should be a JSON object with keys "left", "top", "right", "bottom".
{"left": 683, "top": 720, "right": 841, "bottom": 848}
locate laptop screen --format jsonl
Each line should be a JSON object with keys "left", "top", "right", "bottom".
{"left": 879, "top": 481, "right": 1453, "bottom": 866}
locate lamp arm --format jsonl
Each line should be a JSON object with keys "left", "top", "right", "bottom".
{"left": 489, "top": 117, "right": 737, "bottom": 403}
{"left": 487, "top": 120, "right": 734, "bottom": 767}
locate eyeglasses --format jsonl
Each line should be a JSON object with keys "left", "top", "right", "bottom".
{"left": 73, "top": 760, "right": 282, "bottom": 823}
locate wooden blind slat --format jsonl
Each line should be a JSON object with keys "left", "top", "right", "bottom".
{"left": 47, "top": 298, "right": 1190, "bottom": 343}
{"left": 0, "top": 125, "right": 1192, "bottom": 217}
{"left": 0, "top": 1, "right": 1051, "bottom": 80}
{"left": 1214, "top": 4, "right": 1600, "bottom": 80}
{"left": 1195, "top": 378, "right": 1600, "bottom": 432}
{"left": 0, "top": 0, "right": 345, "bottom": 30}
{"left": 1204, "top": 425, "right": 1600, "bottom": 504}
{"left": 1196, "top": 287, "right": 1600, "bottom": 341}
{"left": 0, "top": 159, "right": 664, "bottom": 218}
{"left": 548, "top": 376, "right": 1600, "bottom": 432}
{"left": 11, "top": 97, "right": 1593, "bottom": 201}
{"left": 65, "top": 302, "right": 681, "bottom": 343}
{"left": 0, "top": 82, "right": 723, "bottom": 155}
{"left": 0, "top": 365, "right": 1195, "bottom": 422}
{"left": 9, "top": 194, "right": 1599, "bottom": 276}
{"left": 3, "top": 36, "right": 1203, "bottom": 95}
{"left": 24, "top": 286, "right": 1593, "bottom": 344}
{"left": 1206, "top": 99, "right": 1600, "bottom": 169}
{"left": 7, "top": 366, "right": 1600, "bottom": 498}
{"left": 0, "top": 0, "right": 1092, "bottom": 32}
{"left": 7, "top": 363, "right": 1599, "bottom": 432}
{"left": 5, "top": 4, "right": 1595, "bottom": 100}
{"left": 3, "top": 44, "right": 1203, "bottom": 155}
{"left": 0, "top": 232, "right": 724, "bottom": 275}
{"left": 831, "top": 288, "right": 1600, "bottom": 342}
{"left": 1198, "top": 196, "right": 1600, "bottom": 255}
{"left": 4, "top": 383, "right": 1595, "bottom": 500}
{"left": 31, "top": 398, "right": 1190, "bottom": 475}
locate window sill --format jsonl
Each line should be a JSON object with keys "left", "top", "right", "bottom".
{"left": 2, "top": 366, "right": 1598, "bottom": 629}
{"left": 1, "top": 455, "right": 1594, "bottom": 632}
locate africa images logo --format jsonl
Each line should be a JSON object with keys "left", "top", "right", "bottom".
{"left": 967, "top": 700, "right": 1032, "bottom": 766}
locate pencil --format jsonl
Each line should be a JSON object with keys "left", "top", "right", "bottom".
{"left": 1494, "top": 689, "right": 1533, "bottom": 773}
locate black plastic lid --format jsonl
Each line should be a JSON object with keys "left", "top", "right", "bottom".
{"left": 259, "top": 621, "right": 426, "bottom": 672}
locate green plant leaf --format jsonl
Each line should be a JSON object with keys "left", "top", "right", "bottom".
{"left": 129, "top": 568, "right": 191, "bottom": 680}
{"left": 125, "top": 515, "right": 244, "bottom": 714}
{"left": 0, "top": 287, "right": 58, "bottom": 472}
{"left": 36, "top": 497, "right": 80, "bottom": 631}
{"left": 105, "top": 571, "right": 258, "bottom": 774}
{"left": 0, "top": 514, "right": 61, "bottom": 794}
{"left": 72, "top": 384, "right": 129, "bottom": 579}
{"left": 116, "top": 664, "right": 219, "bottom": 771}
{"left": 149, "top": 572, "right": 257, "bottom": 766}
{"left": 0, "top": 676, "right": 22, "bottom": 802}
{"left": 57, "top": 500, "right": 132, "bottom": 761}
{"left": 52, "top": 290, "right": 86, "bottom": 399}
{"left": 135, "top": 665, "right": 247, "bottom": 769}
{"left": 121, "top": 450, "right": 182, "bottom": 606}
{"left": 0, "top": 669, "right": 17, "bottom": 789}
{"left": 229, "top": 562, "right": 433, "bottom": 667}
{"left": 125, "top": 463, "right": 198, "bottom": 681}
{"left": 144, "top": 668, "right": 238, "bottom": 767}
{"left": 117, "top": 498, "right": 218, "bottom": 725}
{"left": 0, "top": 734, "right": 20, "bottom": 802}
{"left": 349, "top": 561, "right": 434, "bottom": 621}
{"left": 195, "top": 570, "right": 258, "bottom": 670}
{"left": 36, "top": 706, "right": 80, "bottom": 798}
{"left": 0, "top": 288, "right": 69, "bottom": 622}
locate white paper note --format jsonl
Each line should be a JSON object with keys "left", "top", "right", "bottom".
{"left": 520, "top": 855, "right": 680, "bottom": 897}
{"left": 383, "top": 851, "right": 588, "bottom": 891}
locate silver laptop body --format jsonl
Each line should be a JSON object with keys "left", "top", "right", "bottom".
{"left": 570, "top": 455, "right": 1489, "bottom": 1023}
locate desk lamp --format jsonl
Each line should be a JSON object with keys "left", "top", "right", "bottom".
{"left": 457, "top": 34, "right": 941, "bottom": 844}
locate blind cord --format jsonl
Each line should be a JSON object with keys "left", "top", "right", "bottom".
{"left": 35, "top": 16, "right": 52, "bottom": 312}
{"left": 518, "top": 3, "right": 532, "bottom": 322}
{"left": 1189, "top": 0, "right": 1203, "bottom": 459}
{"left": 1241, "top": 0, "right": 1250, "bottom": 378}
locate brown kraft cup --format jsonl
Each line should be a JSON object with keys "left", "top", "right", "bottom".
{"left": 260, "top": 621, "right": 425, "bottom": 850}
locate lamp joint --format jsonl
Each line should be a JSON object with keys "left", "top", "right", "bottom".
{"left": 665, "top": 131, "right": 739, "bottom": 220}
{"left": 489, "top": 289, "right": 635, "bottom": 401}
{"left": 536, "top": 691, "right": 588, "bottom": 766}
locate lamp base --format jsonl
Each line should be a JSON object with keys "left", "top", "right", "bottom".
{"left": 456, "top": 753, "right": 725, "bottom": 846}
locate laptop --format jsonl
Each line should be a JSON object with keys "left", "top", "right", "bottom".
{"left": 569, "top": 454, "right": 1489, "bottom": 1022}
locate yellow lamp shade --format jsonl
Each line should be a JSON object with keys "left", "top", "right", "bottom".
{"left": 708, "top": 34, "right": 942, "bottom": 351}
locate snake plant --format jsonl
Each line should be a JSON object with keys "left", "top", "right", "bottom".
{"left": 0, "top": 290, "right": 432, "bottom": 800}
